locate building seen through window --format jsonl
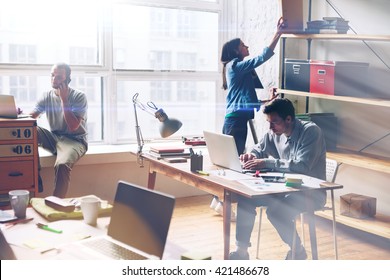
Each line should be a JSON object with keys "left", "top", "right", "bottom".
{"left": 0, "top": 0, "right": 221, "bottom": 144}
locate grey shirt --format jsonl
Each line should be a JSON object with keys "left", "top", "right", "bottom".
{"left": 251, "top": 119, "right": 326, "bottom": 180}
{"left": 32, "top": 88, "right": 88, "bottom": 147}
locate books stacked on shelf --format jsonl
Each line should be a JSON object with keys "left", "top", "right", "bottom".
{"left": 306, "top": 17, "right": 349, "bottom": 34}
{"left": 148, "top": 146, "right": 191, "bottom": 159}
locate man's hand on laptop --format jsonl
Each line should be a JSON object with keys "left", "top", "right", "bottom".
{"left": 240, "top": 154, "right": 267, "bottom": 170}
{"left": 240, "top": 153, "right": 256, "bottom": 162}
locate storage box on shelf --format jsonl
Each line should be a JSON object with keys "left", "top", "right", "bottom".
{"left": 285, "top": 59, "right": 310, "bottom": 92}
{"left": 0, "top": 118, "right": 39, "bottom": 208}
{"left": 309, "top": 60, "right": 335, "bottom": 95}
{"left": 340, "top": 193, "right": 377, "bottom": 219}
{"left": 278, "top": 33, "right": 390, "bottom": 238}
{"left": 286, "top": 58, "right": 370, "bottom": 97}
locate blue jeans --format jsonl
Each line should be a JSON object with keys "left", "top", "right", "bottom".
{"left": 222, "top": 117, "right": 249, "bottom": 155}
{"left": 235, "top": 190, "right": 326, "bottom": 249}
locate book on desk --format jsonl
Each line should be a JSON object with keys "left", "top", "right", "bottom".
{"left": 148, "top": 146, "right": 191, "bottom": 159}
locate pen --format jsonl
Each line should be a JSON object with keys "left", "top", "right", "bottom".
{"left": 4, "top": 217, "right": 34, "bottom": 228}
{"left": 196, "top": 170, "right": 209, "bottom": 176}
{"left": 36, "top": 223, "right": 63, "bottom": 234}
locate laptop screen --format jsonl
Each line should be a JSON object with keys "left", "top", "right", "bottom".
{"left": 203, "top": 130, "right": 243, "bottom": 172}
{"left": 0, "top": 95, "right": 18, "bottom": 118}
{"left": 107, "top": 181, "right": 175, "bottom": 259}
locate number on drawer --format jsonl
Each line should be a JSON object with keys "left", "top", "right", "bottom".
{"left": 0, "top": 127, "right": 33, "bottom": 140}
{"left": 0, "top": 144, "right": 34, "bottom": 157}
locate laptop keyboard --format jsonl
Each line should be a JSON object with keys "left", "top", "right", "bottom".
{"left": 83, "top": 238, "right": 147, "bottom": 260}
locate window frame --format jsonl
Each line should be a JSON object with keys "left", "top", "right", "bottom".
{"left": 0, "top": 0, "right": 226, "bottom": 145}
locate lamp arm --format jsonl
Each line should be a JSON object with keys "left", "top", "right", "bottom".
{"left": 133, "top": 95, "right": 144, "bottom": 167}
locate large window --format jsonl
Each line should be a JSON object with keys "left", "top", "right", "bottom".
{"left": 0, "top": 0, "right": 222, "bottom": 144}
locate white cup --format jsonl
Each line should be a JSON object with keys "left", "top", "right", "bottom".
{"left": 9, "top": 190, "right": 30, "bottom": 219}
{"left": 80, "top": 197, "right": 101, "bottom": 226}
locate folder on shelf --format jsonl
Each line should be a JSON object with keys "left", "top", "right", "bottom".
{"left": 279, "top": 0, "right": 304, "bottom": 33}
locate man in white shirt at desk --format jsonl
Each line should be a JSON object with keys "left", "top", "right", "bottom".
{"left": 229, "top": 98, "right": 327, "bottom": 260}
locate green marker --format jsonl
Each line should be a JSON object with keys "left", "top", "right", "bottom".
{"left": 36, "top": 223, "right": 63, "bottom": 234}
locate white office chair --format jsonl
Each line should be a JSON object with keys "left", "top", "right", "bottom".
{"left": 255, "top": 158, "right": 339, "bottom": 259}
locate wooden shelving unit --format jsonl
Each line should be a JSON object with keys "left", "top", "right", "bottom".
{"left": 317, "top": 199, "right": 390, "bottom": 239}
{"left": 279, "top": 33, "right": 390, "bottom": 239}
{"left": 282, "top": 34, "right": 390, "bottom": 41}
{"left": 327, "top": 148, "right": 390, "bottom": 175}
{"left": 278, "top": 89, "right": 390, "bottom": 108}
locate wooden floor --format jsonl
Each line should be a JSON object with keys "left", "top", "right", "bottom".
{"left": 167, "top": 195, "right": 390, "bottom": 260}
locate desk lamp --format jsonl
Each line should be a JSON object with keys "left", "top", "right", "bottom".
{"left": 132, "top": 92, "right": 182, "bottom": 166}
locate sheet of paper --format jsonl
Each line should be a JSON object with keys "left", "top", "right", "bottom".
{"left": 238, "top": 179, "right": 291, "bottom": 192}
{"left": 2, "top": 219, "right": 108, "bottom": 253}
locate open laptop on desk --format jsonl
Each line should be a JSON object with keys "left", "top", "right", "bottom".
{"left": 0, "top": 95, "right": 31, "bottom": 119}
{"left": 60, "top": 181, "right": 175, "bottom": 260}
{"left": 203, "top": 130, "right": 270, "bottom": 174}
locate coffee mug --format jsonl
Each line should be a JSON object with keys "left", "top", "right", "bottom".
{"left": 9, "top": 190, "right": 30, "bottom": 219}
{"left": 80, "top": 197, "right": 101, "bottom": 226}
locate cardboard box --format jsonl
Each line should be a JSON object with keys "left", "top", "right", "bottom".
{"left": 181, "top": 251, "right": 212, "bottom": 260}
{"left": 340, "top": 193, "right": 377, "bottom": 219}
{"left": 310, "top": 60, "right": 335, "bottom": 95}
{"left": 285, "top": 59, "right": 310, "bottom": 92}
{"left": 279, "top": 0, "right": 304, "bottom": 33}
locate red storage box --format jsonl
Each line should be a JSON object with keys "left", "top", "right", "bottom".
{"left": 310, "top": 60, "right": 335, "bottom": 95}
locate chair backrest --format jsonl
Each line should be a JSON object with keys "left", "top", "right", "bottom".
{"left": 326, "top": 158, "right": 338, "bottom": 183}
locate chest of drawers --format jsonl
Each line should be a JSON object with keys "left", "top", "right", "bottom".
{"left": 0, "top": 118, "right": 38, "bottom": 207}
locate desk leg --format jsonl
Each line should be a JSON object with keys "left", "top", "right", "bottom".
{"left": 223, "top": 191, "right": 232, "bottom": 260}
{"left": 307, "top": 211, "right": 318, "bottom": 260}
{"left": 306, "top": 193, "right": 318, "bottom": 260}
{"left": 147, "top": 171, "right": 157, "bottom": 190}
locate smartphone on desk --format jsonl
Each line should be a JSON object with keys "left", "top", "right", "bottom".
{"left": 261, "top": 175, "right": 286, "bottom": 183}
{"left": 0, "top": 210, "right": 18, "bottom": 223}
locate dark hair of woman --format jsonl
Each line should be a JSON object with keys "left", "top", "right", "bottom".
{"left": 220, "top": 38, "right": 241, "bottom": 90}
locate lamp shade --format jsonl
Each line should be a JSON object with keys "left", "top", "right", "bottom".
{"left": 160, "top": 118, "right": 183, "bottom": 138}
{"left": 154, "top": 108, "right": 182, "bottom": 138}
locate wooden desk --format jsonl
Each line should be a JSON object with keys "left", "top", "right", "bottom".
{"left": 138, "top": 151, "right": 343, "bottom": 260}
{"left": 1, "top": 207, "right": 183, "bottom": 260}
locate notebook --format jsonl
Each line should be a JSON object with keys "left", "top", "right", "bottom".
{"left": 61, "top": 181, "right": 175, "bottom": 260}
{"left": 203, "top": 131, "right": 266, "bottom": 174}
{"left": 0, "top": 95, "right": 31, "bottom": 118}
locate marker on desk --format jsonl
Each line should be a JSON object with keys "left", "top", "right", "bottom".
{"left": 36, "top": 223, "right": 63, "bottom": 234}
{"left": 196, "top": 170, "right": 209, "bottom": 176}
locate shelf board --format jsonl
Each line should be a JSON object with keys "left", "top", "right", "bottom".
{"left": 278, "top": 89, "right": 390, "bottom": 108}
{"left": 327, "top": 148, "right": 390, "bottom": 174}
{"left": 282, "top": 34, "right": 390, "bottom": 41}
{"left": 316, "top": 199, "right": 390, "bottom": 239}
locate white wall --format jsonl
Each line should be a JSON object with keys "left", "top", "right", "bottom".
{"left": 229, "top": 0, "right": 390, "bottom": 215}
{"left": 37, "top": 151, "right": 206, "bottom": 202}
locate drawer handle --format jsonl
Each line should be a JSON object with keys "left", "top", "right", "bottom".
{"left": 8, "top": 171, "right": 23, "bottom": 177}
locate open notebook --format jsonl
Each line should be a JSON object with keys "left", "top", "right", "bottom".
{"left": 0, "top": 95, "right": 31, "bottom": 118}
{"left": 60, "top": 181, "right": 175, "bottom": 260}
